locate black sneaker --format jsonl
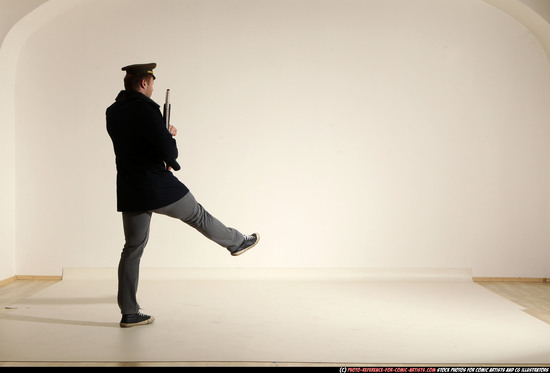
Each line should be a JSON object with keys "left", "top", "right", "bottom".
{"left": 120, "top": 312, "right": 155, "bottom": 328}
{"left": 231, "top": 233, "right": 260, "bottom": 256}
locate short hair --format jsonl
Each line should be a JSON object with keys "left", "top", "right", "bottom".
{"left": 124, "top": 73, "right": 154, "bottom": 91}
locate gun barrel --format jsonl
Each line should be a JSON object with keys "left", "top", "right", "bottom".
{"left": 163, "top": 89, "right": 171, "bottom": 129}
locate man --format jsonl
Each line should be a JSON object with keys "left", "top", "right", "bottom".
{"left": 106, "top": 63, "right": 259, "bottom": 328}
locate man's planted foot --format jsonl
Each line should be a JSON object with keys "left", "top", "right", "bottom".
{"left": 120, "top": 312, "right": 155, "bottom": 328}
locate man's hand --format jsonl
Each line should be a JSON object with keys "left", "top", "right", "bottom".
{"left": 168, "top": 125, "right": 177, "bottom": 137}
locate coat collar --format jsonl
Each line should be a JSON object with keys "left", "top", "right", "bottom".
{"left": 115, "top": 90, "right": 160, "bottom": 108}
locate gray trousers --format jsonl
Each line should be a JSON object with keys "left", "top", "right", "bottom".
{"left": 118, "top": 191, "right": 244, "bottom": 314}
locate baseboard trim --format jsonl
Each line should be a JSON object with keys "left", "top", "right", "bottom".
{"left": 2, "top": 274, "right": 549, "bottom": 284}
{"left": 0, "top": 276, "right": 16, "bottom": 286}
{"left": 474, "top": 277, "right": 550, "bottom": 283}
{"left": 15, "top": 275, "right": 63, "bottom": 281}
{"left": 1, "top": 275, "right": 63, "bottom": 286}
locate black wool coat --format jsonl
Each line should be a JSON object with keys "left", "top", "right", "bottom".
{"left": 106, "top": 90, "right": 189, "bottom": 212}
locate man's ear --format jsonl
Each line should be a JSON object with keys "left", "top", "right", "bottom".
{"left": 140, "top": 78, "right": 148, "bottom": 88}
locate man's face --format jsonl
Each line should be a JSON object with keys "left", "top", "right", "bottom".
{"left": 143, "top": 77, "right": 154, "bottom": 98}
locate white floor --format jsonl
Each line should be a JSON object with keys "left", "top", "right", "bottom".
{"left": 1, "top": 268, "right": 550, "bottom": 365}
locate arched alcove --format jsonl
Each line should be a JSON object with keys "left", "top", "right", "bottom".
{"left": 2, "top": 0, "right": 550, "bottom": 278}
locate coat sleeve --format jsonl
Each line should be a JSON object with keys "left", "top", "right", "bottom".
{"left": 136, "top": 104, "right": 181, "bottom": 171}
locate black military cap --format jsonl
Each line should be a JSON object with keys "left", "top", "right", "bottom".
{"left": 121, "top": 63, "right": 157, "bottom": 79}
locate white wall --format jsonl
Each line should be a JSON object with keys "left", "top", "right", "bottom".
{"left": 520, "top": 0, "right": 550, "bottom": 24}
{"left": 0, "top": 0, "right": 82, "bottom": 281}
{"left": 0, "top": 33, "right": 16, "bottom": 280}
{"left": 8, "top": 0, "right": 550, "bottom": 278}
{"left": 0, "top": 0, "right": 57, "bottom": 280}
{"left": 0, "top": 0, "right": 47, "bottom": 46}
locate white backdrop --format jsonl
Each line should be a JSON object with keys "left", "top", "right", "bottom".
{"left": 8, "top": 0, "right": 550, "bottom": 277}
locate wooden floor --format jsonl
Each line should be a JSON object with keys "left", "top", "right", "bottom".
{"left": 0, "top": 279, "right": 60, "bottom": 309}
{"left": 476, "top": 281, "right": 550, "bottom": 325}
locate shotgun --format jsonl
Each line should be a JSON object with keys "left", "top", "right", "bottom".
{"left": 163, "top": 89, "right": 171, "bottom": 130}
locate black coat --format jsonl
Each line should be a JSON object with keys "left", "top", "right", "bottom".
{"left": 106, "top": 90, "right": 189, "bottom": 212}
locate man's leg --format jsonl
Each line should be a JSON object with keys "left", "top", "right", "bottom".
{"left": 153, "top": 192, "right": 248, "bottom": 252}
{"left": 118, "top": 211, "right": 152, "bottom": 315}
